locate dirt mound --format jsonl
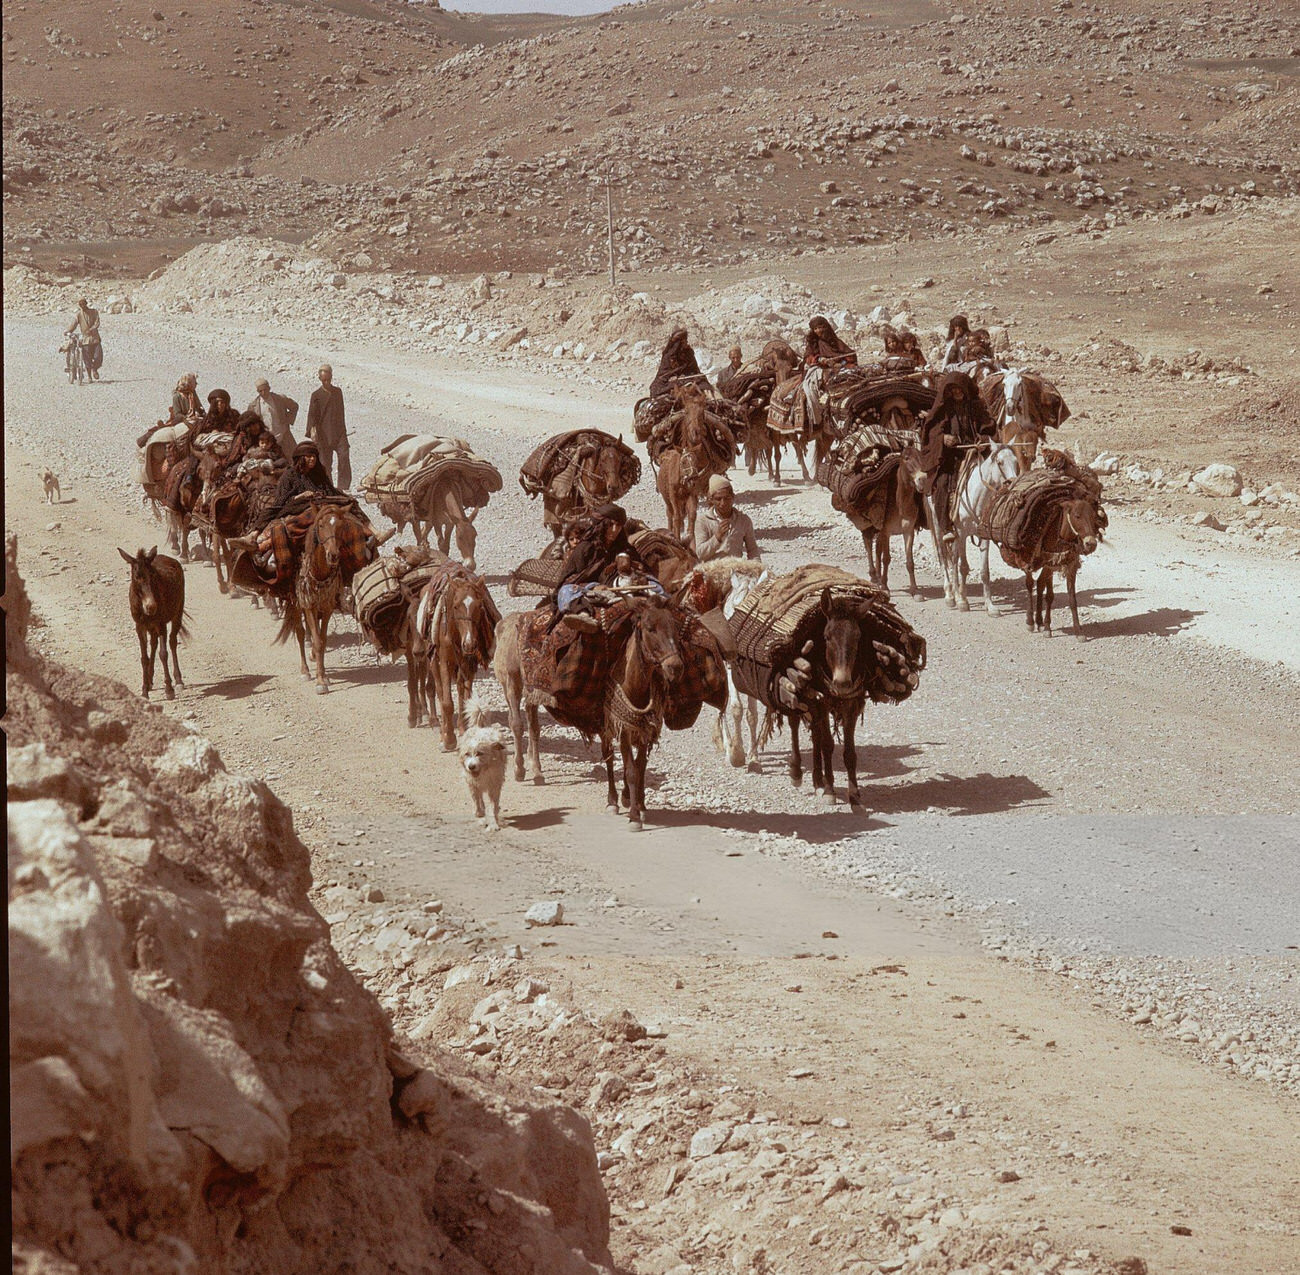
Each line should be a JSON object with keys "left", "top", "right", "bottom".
{"left": 5, "top": 542, "right": 612, "bottom": 1274}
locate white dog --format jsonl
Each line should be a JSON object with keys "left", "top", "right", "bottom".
{"left": 458, "top": 698, "right": 509, "bottom": 832}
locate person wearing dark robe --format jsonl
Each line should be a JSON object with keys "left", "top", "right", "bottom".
{"left": 801, "top": 316, "right": 856, "bottom": 427}
{"left": 942, "top": 314, "right": 971, "bottom": 367}
{"left": 204, "top": 388, "right": 241, "bottom": 434}
{"left": 916, "top": 371, "right": 993, "bottom": 543}
{"left": 803, "top": 315, "right": 857, "bottom": 369}
{"left": 649, "top": 328, "right": 704, "bottom": 398}
{"left": 259, "top": 440, "right": 341, "bottom": 528}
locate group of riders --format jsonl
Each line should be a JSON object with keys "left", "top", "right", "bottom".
{"left": 139, "top": 364, "right": 371, "bottom": 592}
{"left": 641, "top": 311, "right": 1009, "bottom": 548}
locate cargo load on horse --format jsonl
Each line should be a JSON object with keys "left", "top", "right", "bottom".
{"left": 519, "top": 428, "right": 641, "bottom": 541}
{"left": 360, "top": 434, "right": 502, "bottom": 568}
{"left": 136, "top": 422, "right": 193, "bottom": 516}
{"left": 726, "top": 564, "right": 927, "bottom": 808}
{"left": 498, "top": 593, "right": 727, "bottom": 825}
{"left": 351, "top": 543, "right": 447, "bottom": 656}
{"left": 978, "top": 449, "right": 1107, "bottom": 636}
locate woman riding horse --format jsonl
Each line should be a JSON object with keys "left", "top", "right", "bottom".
{"left": 802, "top": 316, "right": 857, "bottom": 430}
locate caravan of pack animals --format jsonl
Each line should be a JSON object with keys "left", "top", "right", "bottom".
{"left": 132, "top": 312, "right": 1101, "bottom": 827}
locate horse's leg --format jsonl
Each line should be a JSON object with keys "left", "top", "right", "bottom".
{"left": 436, "top": 654, "right": 456, "bottom": 751}
{"left": 923, "top": 493, "right": 956, "bottom": 607}
{"left": 902, "top": 518, "right": 919, "bottom": 597}
{"left": 313, "top": 608, "right": 331, "bottom": 692}
{"left": 526, "top": 703, "right": 544, "bottom": 784}
{"left": 1024, "top": 571, "right": 1036, "bottom": 630}
{"left": 169, "top": 618, "right": 184, "bottom": 686}
{"left": 843, "top": 705, "right": 862, "bottom": 812}
{"left": 798, "top": 437, "right": 813, "bottom": 482}
{"left": 980, "top": 539, "right": 1000, "bottom": 615}
{"left": 811, "top": 712, "right": 831, "bottom": 800}
{"left": 1042, "top": 570, "right": 1055, "bottom": 637}
{"left": 406, "top": 649, "right": 422, "bottom": 727}
{"left": 771, "top": 437, "right": 781, "bottom": 486}
{"left": 863, "top": 530, "right": 881, "bottom": 586}
{"left": 620, "top": 734, "right": 636, "bottom": 825}
{"left": 789, "top": 716, "right": 803, "bottom": 788}
{"left": 631, "top": 738, "right": 648, "bottom": 828}
{"left": 745, "top": 696, "right": 761, "bottom": 770}
{"left": 505, "top": 672, "right": 526, "bottom": 779}
{"left": 1066, "top": 562, "right": 1085, "bottom": 639}
{"left": 136, "top": 625, "right": 151, "bottom": 698}
{"left": 955, "top": 534, "right": 971, "bottom": 612}
{"left": 293, "top": 606, "right": 311, "bottom": 679}
{"left": 158, "top": 625, "right": 176, "bottom": 700}
{"left": 724, "top": 671, "right": 745, "bottom": 768}
{"left": 603, "top": 737, "right": 620, "bottom": 813}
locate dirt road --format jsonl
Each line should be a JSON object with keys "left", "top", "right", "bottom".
{"left": 6, "top": 312, "right": 1300, "bottom": 1273}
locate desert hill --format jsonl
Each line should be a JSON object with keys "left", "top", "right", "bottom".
{"left": 4, "top": 0, "right": 1297, "bottom": 279}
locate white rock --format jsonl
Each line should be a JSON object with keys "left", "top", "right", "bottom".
{"left": 1190, "top": 511, "right": 1225, "bottom": 531}
{"left": 689, "top": 1123, "right": 732, "bottom": 1158}
{"left": 1240, "top": 489, "right": 1260, "bottom": 507}
{"left": 524, "top": 900, "right": 563, "bottom": 927}
{"left": 1191, "top": 463, "right": 1243, "bottom": 498}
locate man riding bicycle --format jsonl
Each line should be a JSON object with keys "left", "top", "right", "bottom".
{"left": 65, "top": 298, "right": 103, "bottom": 380}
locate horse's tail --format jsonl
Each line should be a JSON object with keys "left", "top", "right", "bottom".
{"left": 176, "top": 608, "right": 193, "bottom": 642}
{"left": 272, "top": 603, "right": 299, "bottom": 647}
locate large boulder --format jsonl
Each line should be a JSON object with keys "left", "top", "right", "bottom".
{"left": 1191, "top": 463, "right": 1243, "bottom": 498}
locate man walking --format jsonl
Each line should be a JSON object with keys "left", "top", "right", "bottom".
{"left": 305, "top": 363, "right": 350, "bottom": 489}
{"left": 715, "top": 346, "right": 743, "bottom": 395}
{"left": 65, "top": 298, "right": 103, "bottom": 379}
{"left": 694, "top": 474, "right": 760, "bottom": 562}
{"left": 246, "top": 377, "right": 299, "bottom": 457}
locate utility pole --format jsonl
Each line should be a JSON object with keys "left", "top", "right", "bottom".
{"left": 606, "top": 167, "right": 616, "bottom": 291}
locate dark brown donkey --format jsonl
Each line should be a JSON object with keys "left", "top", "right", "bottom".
{"left": 119, "top": 546, "right": 188, "bottom": 700}
{"left": 1004, "top": 496, "right": 1105, "bottom": 638}
{"left": 602, "top": 595, "right": 686, "bottom": 829}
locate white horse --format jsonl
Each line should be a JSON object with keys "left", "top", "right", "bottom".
{"left": 713, "top": 565, "right": 770, "bottom": 769}
{"left": 950, "top": 443, "right": 1021, "bottom": 614}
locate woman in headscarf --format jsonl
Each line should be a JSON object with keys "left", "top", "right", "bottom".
{"left": 204, "top": 388, "right": 241, "bottom": 434}
{"left": 801, "top": 316, "right": 856, "bottom": 428}
{"left": 942, "top": 315, "right": 971, "bottom": 367}
{"left": 550, "top": 504, "right": 649, "bottom": 629}
{"left": 803, "top": 316, "right": 856, "bottom": 370}
{"left": 170, "top": 373, "right": 201, "bottom": 424}
{"left": 649, "top": 327, "right": 704, "bottom": 398}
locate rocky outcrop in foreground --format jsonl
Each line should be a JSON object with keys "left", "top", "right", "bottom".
{"left": 5, "top": 534, "right": 611, "bottom": 1274}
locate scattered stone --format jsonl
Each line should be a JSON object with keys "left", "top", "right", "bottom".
{"left": 1191, "top": 463, "right": 1243, "bottom": 498}
{"left": 524, "top": 900, "right": 563, "bottom": 927}
{"left": 688, "top": 1123, "right": 732, "bottom": 1159}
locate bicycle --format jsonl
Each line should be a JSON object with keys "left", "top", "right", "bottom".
{"left": 63, "top": 337, "right": 90, "bottom": 385}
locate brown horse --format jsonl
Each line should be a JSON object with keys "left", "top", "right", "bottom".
{"left": 1001, "top": 496, "right": 1105, "bottom": 638}
{"left": 542, "top": 441, "right": 627, "bottom": 545}
{"left": 411, "top": 569, "right": 499, "bottom": 750}
{"left": 163, "top": 455, "right": 204, "bottom": 562}
{"left": 657, "top": 384, "right": 722, "bottom": 541}
{"left": 601, "top": 595, "right": 685, "bottom": 829}
{"left": 119, "top": 546, "right": 188, "bottom": 700}
{"left": 780, "top": 591, "right": 880, "bottom": 811}
{"left": 276, "top": 507, "right": 373, "bottom": 693}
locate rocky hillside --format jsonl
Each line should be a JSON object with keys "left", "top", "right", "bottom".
{"left": 4, "top": 0, "right": 1297, "bottom": 278}
{"left": 5, "top": 533, "right": 612, "bottom": 1274}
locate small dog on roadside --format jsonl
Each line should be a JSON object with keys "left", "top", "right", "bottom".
{"left": 457, "top": 697, "right": 509, "bottom": 832}
{"left": 42, "top": 470, "right": 61, "bottom": 504}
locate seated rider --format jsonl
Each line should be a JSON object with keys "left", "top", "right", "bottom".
{"left": 204, "top": 388, "right": 241, "bottom": 434}
{"left": 802, "top": 316, "right": 857, "bottom": 426}
{"left": 170, "top": 373, "right": 202, "bottom": 423}
{"left": 942, "top": 314, "right": 971, "bottom": 368}
{"left": 649, "top": 327, "right": 705, "bottom": 399}
{"left": 551, "top": 503, "right": 648, "bottom": 630}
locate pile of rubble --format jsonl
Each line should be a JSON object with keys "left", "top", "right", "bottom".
{"left": 5, "top": 537, "right": 612, "bottom": 1275}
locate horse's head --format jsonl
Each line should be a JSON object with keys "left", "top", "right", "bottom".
{"left": 447, "top": 579, "right": 486, "bottom": 657}
{"left": 633, "top": 596, "right": 684, "bottom": 685}
{"left": 819, "top": 588, "right": 865, "bottom": 699}
{"left": 982, "top": 442, "right": 1022, "bottom": 488}
{"left": 119, "top": 545, "right": 161, "bottom": 617}
{"left": 313, "top": 509, "right": 342, "bottom": 572}
{"left": 763, "top": 339, "right": 800, "bottom": 383}
{"left": 1059, "top": 497, "right": 1103, "bottom": 556}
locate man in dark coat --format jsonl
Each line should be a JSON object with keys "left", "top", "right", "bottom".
{"left": 306, "top": 363, "right": 350, "bottom": 489}
{"left": 649, "top": 328, "right": 704, "bottom": 398}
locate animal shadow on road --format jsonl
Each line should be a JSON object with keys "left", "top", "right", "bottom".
{"left": 1075, "top": 605, "right": 1203, "bottom": 641}
{"left": 200, "top": 673, "right": 273, "bottom": 700}
{"left": 754, "top": 523, "right": 834, "bottom": 541}
{"left": 509, "top": 807, "right": 573, "bottom": 831}
{"left": 866, "top": 770, "right": 1050, "bottom": 817}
